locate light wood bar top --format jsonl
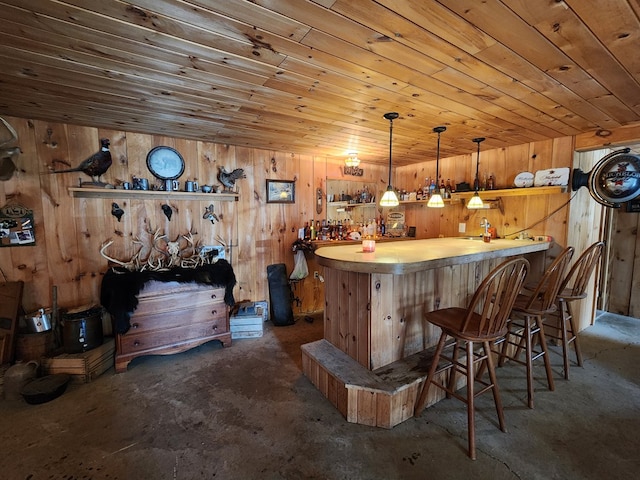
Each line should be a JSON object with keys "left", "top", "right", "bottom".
{"left": 314, "top": 237, "right": 550, "bottom": 274}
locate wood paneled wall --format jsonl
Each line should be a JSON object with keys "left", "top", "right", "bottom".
{"left": 3, "top": 115, "right": 637, "bottom": 328}
{"left": 395, "top": 136, "right": 575, "bottom": 246}
{"left": 0, "top": 116, "right": 389, "bottom": 323}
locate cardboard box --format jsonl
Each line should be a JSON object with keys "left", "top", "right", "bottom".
{"left": 235, "top": 300, "right": 268, "bottom": 321}
{"left": 230, "top": 315, "right": 263, "bottom": 339}
{"left": 41, "top": 337, "right": 115, "bottom": 383}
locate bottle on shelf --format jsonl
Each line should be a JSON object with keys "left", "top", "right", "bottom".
{"left": 429, "top": 178, "right": 436, "bottom": 197}
{"left": 423, "top": 177, "right": 430, "bottom": 199}
{"left": 445, "top": 179, "right": 452, "bottom": 199}
{"left": 310, "top": 219, "right": 315, "bottom": 240}
{"left": 487, "top": 174, "right": 495, "bottom": 190}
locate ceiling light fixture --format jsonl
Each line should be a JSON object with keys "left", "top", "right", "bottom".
{"left": 427, "top": 126, "right": 447, "bottom": 208}
{"left": 345, "top": 152, "right": 360, "bottom": 167}
{"left": 467, "top": 137, "right": 486, "bottom": 209}
{"left": 379, "top": 112, "right": 400, "bottom": 207}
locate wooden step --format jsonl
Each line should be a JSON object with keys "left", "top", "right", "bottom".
{"left": 302, "top": 339, "right": 451, "bottom": 428}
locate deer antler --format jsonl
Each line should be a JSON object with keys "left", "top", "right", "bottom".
{"left": 100, "top": 240, "right": 135, "bottom": 271}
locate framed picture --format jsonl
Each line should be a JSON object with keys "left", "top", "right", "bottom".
{"left": 0, "top": 203, "right": 36, "bottom": 247}
{"left": 266, "top": 179, "right": 295, "bottom": 204}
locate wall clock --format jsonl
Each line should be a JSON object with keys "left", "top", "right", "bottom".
{"left": 146, "top": 146, "right": 185, "bottom": 180}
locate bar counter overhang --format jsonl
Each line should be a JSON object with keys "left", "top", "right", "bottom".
{"left": 302, "top": 237, "right": 551, "bottom": 428}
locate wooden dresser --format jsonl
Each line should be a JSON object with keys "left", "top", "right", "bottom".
{"left": 114, "top": 280, "right": 231, "bottom": 372}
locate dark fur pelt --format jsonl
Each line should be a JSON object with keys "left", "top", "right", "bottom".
{"left": 101, "top": 259, "right": 236, "bottom": 334}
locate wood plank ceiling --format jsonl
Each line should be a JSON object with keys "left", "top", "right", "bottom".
{"left": 0, "top": 0, "right": 639, "bottom": 165}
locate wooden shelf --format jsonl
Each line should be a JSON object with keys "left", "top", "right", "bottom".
{"left": 69, "top": 187, "right": 239, "bottom": 202}
{"left": 327, "top": 201, "right": 377, "bottom": 208}
{"left": 450, "top": 185, "right": 566, "bottom": 201}
{"left": 397, "top": 186, "right": 565, "bottom": 204}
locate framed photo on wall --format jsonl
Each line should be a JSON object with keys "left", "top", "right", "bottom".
{"left": 266, "top": 180, "right": 295, "bottom": 204}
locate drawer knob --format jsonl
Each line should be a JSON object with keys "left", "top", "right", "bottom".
{"left": 211, "top": 294, "right": 217, "bottom": 299}
{"left": 211, "top": 310, "right": 217, "bottom": 315}
{"left": 212, "top": 324, "right": 218, "bottom": 331}
{"left": 133, "top": 340, "right": 140, "bottom": 346}
{"left": 132, "top": 323, "right": 139, "bottom": 329}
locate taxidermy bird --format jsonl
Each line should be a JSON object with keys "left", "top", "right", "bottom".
{"left": 111, "top": 202, "right": 124, "bottom": 222}
{"left": 203, "top": 204, "right": 219, "bottom": 224}
{"left": 51, "top": 138, "right": 112, "bottom": 185}
{"left": 217, "top": 166, "right": 245, "bottom": 192}
{"left": 0, "top": 116, "right": 20, "bottom": 181}
{"left": 161, "top": 204, "right": 173, "bottom": 221}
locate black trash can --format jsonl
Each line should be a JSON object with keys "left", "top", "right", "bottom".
{"left": 266, "top": 263, "right": 295, "bottom": 326}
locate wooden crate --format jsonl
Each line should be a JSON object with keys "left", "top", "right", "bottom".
{"left": 230, "top": 315, "right": 263, "bottom": 339}
{"left": 41, "top": 337, "right": 115, "bottom": 383}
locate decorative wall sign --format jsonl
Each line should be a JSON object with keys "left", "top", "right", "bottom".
{"left": 146, "top": 146, "right": 185, "bottom": 180}
{"left": 344, "top": 166, "right": 364, "bottom": 176}
{"left": 266, "top": 180, "right": 295, "bottom": 204}
{"left": 0, "top": 203, "right": 35, "bottom": 247}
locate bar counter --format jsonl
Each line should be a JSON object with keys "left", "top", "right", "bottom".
{"left": 314, "top": 237, "right": 549, "bottom": 274}
{"left": 301, "top": 237, "right": 550, "bottom": 428}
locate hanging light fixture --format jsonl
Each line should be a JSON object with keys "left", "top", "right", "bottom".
{"left": 345, "top": 152, "right": 360, "bottom": 167}
{"left": 467, "top": 137, "right": 485, "bottom": 209}
{"left": 379, "top": 112, "right": 400, "bottom": 207}
{"left": 427, "top": 126, "right": 447, "bottom": 208}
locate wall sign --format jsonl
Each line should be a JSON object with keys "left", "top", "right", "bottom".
{"left": 344, "top": 166, "right": 363, "bottom": 176}
{"left": 0, "top": 203, "right": 35, "bottom": 247}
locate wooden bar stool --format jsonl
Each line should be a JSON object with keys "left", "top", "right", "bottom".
{"left": 414, "top": 257, "right": 529, "bottom": 460}
{"left": 497, "top": 246, "right": 574, "bottom": 409}
{"left": 546, "top": 241, "right": 604, "bottom": 379}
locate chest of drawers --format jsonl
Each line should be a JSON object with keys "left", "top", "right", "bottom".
{"left": 115, "top": 281, "right": 230, "bottom": 372}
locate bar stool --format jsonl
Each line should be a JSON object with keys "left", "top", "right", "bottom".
{"left": 497, "top": 246, "right": 574, "bottom": 409}
{"left": 545, "top": 241, "right": 604, "bottom": 379}
{"left": 414, "top": 257, "right": 529, "bottom": 460}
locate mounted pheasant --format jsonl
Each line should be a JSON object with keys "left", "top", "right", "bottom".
{"left": 51, "top": 138, "right": 112, "bottom": 186}
{"left": 217, "top": 166, "right": 245, "bottom": 192}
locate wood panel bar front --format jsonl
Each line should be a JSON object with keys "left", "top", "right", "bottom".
{"left": 301, "top": 237, "right": 550, "bottom": 428}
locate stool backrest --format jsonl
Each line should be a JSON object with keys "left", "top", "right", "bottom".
{"left": 522, "top": 246, "right": 574, "bottom": 313}
{"left": 462, "top": 258, "right": 530, "bottom": 337}
{"left": 560, "top": 241, "right": 605, "bottom": 298}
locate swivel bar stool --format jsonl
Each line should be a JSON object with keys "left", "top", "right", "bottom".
{"left": 414, "top": 257, "right": 529, "bottom": 460}
{"left": 496, "top": 246, "right": 574, "bottom": 409}
{"left": 546, "top": 241, "right": 604, "bottom": 379}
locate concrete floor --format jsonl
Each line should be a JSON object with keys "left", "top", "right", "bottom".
{"left": 1, "top": 310, "right": 638, "bottom": 480}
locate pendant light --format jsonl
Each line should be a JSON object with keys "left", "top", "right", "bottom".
{"left": 379, "top": 112, "right": 400, "bottom": 207}
{"left": 427, "top": 126, "right": 447, "bottom": 208}
{"left": 467, "top": 137, "right": 485, "bottom": 209}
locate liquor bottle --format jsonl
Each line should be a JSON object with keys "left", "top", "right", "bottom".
{"left": 440, "top": 178, "right": 446, "bottom": 196}
{"left": 487, "top": 174, "right": 495, "bottom": 190}
{"left": 310, "top": 220, "right": 315, "bottom": 240}
{"left": 380, "top": 216, "right": 386, "bottom": 236}
{"left": 429, "top": 178, "right": 436, "bottom": 196}
{"left": 416, "top": 185, "right": 422, "bottom": 201}
{"left": 445, "top": 179, "right": 452, "bottom": 199}
{"left": 423, "top": 177, "right": 430, "bottom": 199}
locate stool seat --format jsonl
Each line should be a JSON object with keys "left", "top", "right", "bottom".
{"left": 414, "top": 257, "right": 529, "bottom": 460}
{"left": 545, "top": 242, "right": 604, "bottom": 379}
{"left": 495, "top": 246, "right": 574, "bottom": 409}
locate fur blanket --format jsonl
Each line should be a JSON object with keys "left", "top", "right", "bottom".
{"left": 101, "top": 260, "right": 236, "bottom": 334}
